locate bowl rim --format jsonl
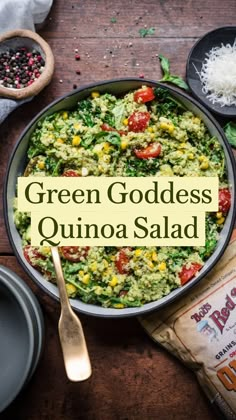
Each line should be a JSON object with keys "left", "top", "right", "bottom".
{"left": 186, "top": 25, "right": 236, "bottom": 117}
{"left": 0, "top": 267, "right": 35, "bottom": 412}
{"left": 0, "top": 29, "right": 54, "bottom": 100}
{"left": 3, "top": 77, "right": 236, "bottom": 317}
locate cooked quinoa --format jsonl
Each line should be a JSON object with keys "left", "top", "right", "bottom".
{"left": 14, "top": 86, "right": 231, "bottom": 308}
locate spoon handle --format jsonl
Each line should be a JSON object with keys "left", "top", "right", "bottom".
{"left": 51, "top": 247, "right": 92, "bottom": 381}
{"left": 51, "top": 246, "right": 71, "bottom": 311}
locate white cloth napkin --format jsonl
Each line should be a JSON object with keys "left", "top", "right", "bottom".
{"left": 0, "top": 0, "right": 53, "bottom": 123}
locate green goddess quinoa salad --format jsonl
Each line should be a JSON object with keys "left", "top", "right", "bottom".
{"left": 14, "top": 86, "right": 231, "bottom": 308}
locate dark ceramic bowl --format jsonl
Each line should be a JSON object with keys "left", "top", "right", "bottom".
{"left": 0, "top": 266, "right": 44, "bottom": 412}
{"left": 4, "top": 78, "right": 236, "bottom": 317}
{"left": 186, "top": 26, "right": 236, "bottom": 117}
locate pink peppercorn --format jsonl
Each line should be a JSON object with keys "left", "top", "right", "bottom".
{"left": 75, "top": 54, "right": 80, "bottom": 60}
{"left": 76, "top": 70, "right": 81, "bottom": 75}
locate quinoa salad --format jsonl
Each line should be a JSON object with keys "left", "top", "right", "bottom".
{"left": 14, "top": 86, "right": 231, "bottom": 308}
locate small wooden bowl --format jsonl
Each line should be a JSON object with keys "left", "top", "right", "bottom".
{"left": 0, "top": 29, "right": 54, "bottom": 100}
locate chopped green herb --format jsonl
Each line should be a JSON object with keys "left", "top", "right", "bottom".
{"left": 110, "top": 17, "right": 117, "bottom": 23}
{"left": 139, "top": 27, "right": 155, "bottom": 38}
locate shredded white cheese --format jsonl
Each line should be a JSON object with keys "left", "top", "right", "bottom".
{"left": 197, "top": 39, "right": 236, "bottom": 107}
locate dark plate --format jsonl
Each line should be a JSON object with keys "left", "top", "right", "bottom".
{"left": 0, "top": 270, "right": 34, "bottom": 412}
{"left": 0, "top": 266, "right": 44, "bottom": 412}
{"left": 186, "top": 26, "right": 236, "bottom": 117}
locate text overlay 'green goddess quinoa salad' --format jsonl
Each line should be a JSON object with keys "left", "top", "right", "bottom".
{"left": 14, "top": 86, "right": 231, "bottom": 309}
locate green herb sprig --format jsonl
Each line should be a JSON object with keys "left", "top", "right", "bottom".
{"left": 224, "top": 121, "right": 236, "bottom": 148}
{"left": 139, "top": 27, "right": 155, "bottom": 38}
{"left": 158, "top": 54, "right": 189, "bottom": 91}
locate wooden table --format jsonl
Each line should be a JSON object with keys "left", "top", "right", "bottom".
{"left": 1, "top": 1, "right": 235, "bottom": 418}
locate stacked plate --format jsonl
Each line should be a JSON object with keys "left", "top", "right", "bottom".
{"left": 0, "top": 265, "right": 44, "bottom": 412}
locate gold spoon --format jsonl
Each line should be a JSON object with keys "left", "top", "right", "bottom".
{"left": 51, "top": 246, "right": 92, "bottom": 381}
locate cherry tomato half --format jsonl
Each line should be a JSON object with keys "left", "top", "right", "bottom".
{"left": 134, "top": 143, "right": 161, "bottom": 159}
{"left": 62, "top": 170, "right": 80, "bottom": 177}
{"left": 134, "top": 87, "right": 155, "bottom": 103}
{"left": 101, "top": 123, "right": 127, "bottom": 136}
{"left": 115, "top": 249, "right": 130, "bottom": 274}
{"left": 219, "top": 188, "right": 231, "bottom": 214}
{"left": 23, "top": 245, "right": 46, "bottom": 268}
{"left": 60, "top": 246, "right": 90, "bottom": 262}
{"left": 128, "top": 111, "right": 150, "bottom": 132}
{"left": 179, "top": 262, "right": 202, "bottom": 286}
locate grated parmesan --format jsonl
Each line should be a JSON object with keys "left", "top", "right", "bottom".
{"left": 197, "top": 39, "right": 236, "bottom": 107}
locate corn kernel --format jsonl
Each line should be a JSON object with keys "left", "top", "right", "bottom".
{"left": 188, "top": 153, "right": 194, "bottom": 160}
{"left": 109, "top": 276, "right": 118, "bottom": 287}
{"left": 198, "top": 155, "right": 206, "bottom": 162}
{"left": 150, "top": 133, "right": 155, "bottom": 139}
{"left": 110, "top": 255, "right": 116, "bottom": 261}
{"left": 217, "top": 217, "right": 225, "bottom": 225}
{"left": 62, "top": 111, "right": 68, "bottom": 120}
{"left": 41, "top": 246, "right": 51, "bottom": 254}
{"left": 57, "top": 138, "right": 64, "bottom": 144}
{"left": 74, "top": 123, "right": 80, "bottom": 130}
{"left": 152, "top": 251, "right": 158, "bottom": 261}
{"left": 91, "top": 91, "right": 100, "bottom": 98}
{"left": 179, "top": 142, "right": 187, "bottom": 148}
{"left": 123, "top": 118, "right": 129, "bottom": 126}
{"left": 66, "top": 283, "right": 77, "bottom": 296}
{"left": 121, "top": 140, "right": 128, "bottom": 150}
{"left": 147, "top": 126, "right": 154, "bottom": 133}
{"left": 38, "top": 161, "right": 45, "bottom": 170}
{"left": 103, "top": 142, "right": 111, "bottom": 152}
{"left": 79, "top": 270, "right": 84, "bottom": 277}
{"left": 216, "top": 212, "right": 222, "bottom": 219}
{"left": 90, "top": 262, "right": 97, "bottom": 272}
{"left": 193, "top": 117, "right": 201, "bottom": 124}
{"left": 48, "top": 133, "right": 54, "bottom": 139}
{"left": 82, "top": 274, "right": 90, "bottom": 284}
{"left": 200, "top": 160, "right": 209, "bottom": 170}
{"left": 113, "top": 303, "right": 124, "bottom": 309}
{"left": 158, "top": 262, "right": 166, "bottom": 271}
{"left": 160, "top": 121, "right": 174, "bottom": 133}
{"left": 135, "top": 249, "right": 142, "bottom": 257}
{"left": 148, "top": 261, "right": 154, "bottom": 269}
{"left": 72, "top": 135, "right": 81, "bottom": 146}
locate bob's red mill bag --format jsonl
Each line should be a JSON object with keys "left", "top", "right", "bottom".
{"left": 140, "top": 235, "right": 236, "bottom": 419}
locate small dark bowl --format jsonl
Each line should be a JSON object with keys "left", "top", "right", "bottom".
{"left": 186, "top": 26, "right": 236, "bottom": 117}
{"left": 4, "top": 78, "right": 236, "bottom": 318}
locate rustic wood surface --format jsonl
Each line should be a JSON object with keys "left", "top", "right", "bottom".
{"left": 1, "top": 1, "right": 235, "bottom": 419}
